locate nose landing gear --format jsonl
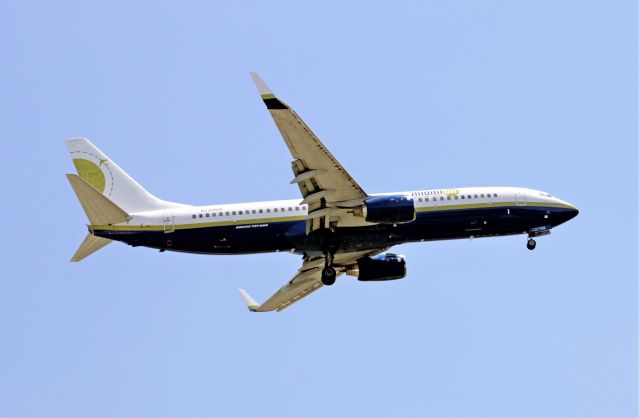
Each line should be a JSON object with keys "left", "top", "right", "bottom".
{"left": 527, "top": 226, "right": 550, "bottom": 250}
{"left": 527, "top": 238, "right": 536, "bottom": 250}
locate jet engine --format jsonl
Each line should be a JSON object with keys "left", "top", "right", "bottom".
{"left": 352, "top": 195, "right": 416, "bottom": 224}
{"left": 347, "top": 253, "right": 407, "bottom": 281}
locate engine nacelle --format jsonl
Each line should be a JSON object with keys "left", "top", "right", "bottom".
{"left": 347, "top": 253, "right": 407, "bottom": 281}
{"left": 353, "top": 195, "right": 416, "bottom": 224}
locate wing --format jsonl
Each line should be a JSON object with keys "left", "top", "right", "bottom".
{"left": 238, "top": 250, "right": 386, "bottom": 312}
{"left": 250, "top": 73, "right": 368, "bottom": 233}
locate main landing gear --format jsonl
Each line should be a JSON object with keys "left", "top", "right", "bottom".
{"left": 321, "top": 266, "right": 337, "bottom": 286}
{"left": 527, "top": 238, "right": 536, "bottom": 251}
{"left": 321, "top": 251, "right": 337, "bottom": 286}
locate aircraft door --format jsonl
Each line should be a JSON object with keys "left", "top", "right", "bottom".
{"left": 515, "top": 192, "right": 526, "bottom": 206}
{"left": 162, "top": 213, "right": 175, "bottom": 233}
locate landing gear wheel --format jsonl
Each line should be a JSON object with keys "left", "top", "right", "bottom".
{"left": 321, "top": 266, "right": 337, "bottom": 286}
{"left": 527, "top": 238, "right": 536, "bottom": 250}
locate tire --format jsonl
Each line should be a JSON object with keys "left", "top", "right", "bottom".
{"left": 321, "top": 267, "right": 337, "bottom": 286}
{"left": 527, "top": 238, "right": 536, "bottom": 250}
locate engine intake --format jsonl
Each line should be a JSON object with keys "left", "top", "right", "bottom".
{"left": 353, "top": 195, "right": 416, "bottom": 224}
{"left": 347, "top": 253, "right": 407, "bottom": 281}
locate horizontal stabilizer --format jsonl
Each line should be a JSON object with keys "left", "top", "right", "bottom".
{"left": 66, "top": 174, "right": 130, "bottom": 226}
{"left": 71, "top": 233, "right": 112, "bottom": 262}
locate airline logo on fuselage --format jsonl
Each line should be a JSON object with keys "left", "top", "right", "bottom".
{"left": 443, "top": 188, "right": 460, "bottom": 197}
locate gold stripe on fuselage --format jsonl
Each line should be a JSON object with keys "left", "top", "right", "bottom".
{"left": 91, "top": 215, "right": 306, "bottom": 232}
{"left": 416, "top": 201, "right": 576, "bottom": 212}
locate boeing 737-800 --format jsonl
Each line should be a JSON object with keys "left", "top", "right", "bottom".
{"left": 66, "top": 73, "right": 579, "bottom": 312}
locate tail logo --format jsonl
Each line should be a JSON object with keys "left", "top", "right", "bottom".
{"left": 72, "top": 158, "right": 106, "bottom": 193}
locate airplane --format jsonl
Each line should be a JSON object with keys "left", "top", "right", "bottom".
{"left": 65, "top": 72, "right": 579, "bottom": 312}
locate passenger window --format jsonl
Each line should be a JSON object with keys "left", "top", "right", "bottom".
{"left": 238, "top": 211, "right": 243, "bottom": 215}
{"left": 192, "top": 214, "right": 196, "bottom": 219}
{"left": 461, "top": 195, "right": 465, "bottom": 199}
{"left": 447, "top": 196, "right": 451, "bottom": 200}
{"left": 474, "top": 194, "right": 478, "bottom": 198}
{"left": 267, "top": 208, "right": 271, "bottom": 213}
{"left": 252, "top": 210, "right": 256, "bottom": 214}
{"left": 454, "top": 196, "right": 458, "bottom": 200}
{"left": 468, "top": 195, "right": 472, "bottom": 199}
{"left": 288, "top": 207, "right": 292, "bottom": 211}
{"left": 206, "top": 213, "right": 210, "bottom": 217}
{"left": 295, "top": 207, "right": 299, "bottom": 211}
{"left": 274, "top": 208, "right": 278, "bottom": 212}
{"left": 481, "top": 194, "right": 485, "bottom": 198}
{"left": 232, "top": 211, "right": 236, "bottom": 215}
{"left": 302, "top": 205, "right": 307, "bottom": 210}
{"left": 259, "top": 209, "right": 263, "bottom": 213}
{"left": 432, "top": 197, "right": 436, "bottom": 202}
{"left": 199, "top": 214, "right": 203, "bottom": 218}
{"left": 440, "top": 196, "right": 444, "bottom": 201}
{"left": 494, "top": 193, "right": 498, "bottom": 197}
{"left": 418, "top": 198, "right": 423, "bottom": 202}
{"left": 212, "top": 213, "right": 216, "bottom": 217}
{"left": 225, "top": 212, "right": 230, "bottom": 216}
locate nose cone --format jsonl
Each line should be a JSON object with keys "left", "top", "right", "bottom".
{"left": 556, "top": 204, "right": 579, "bottom": 225}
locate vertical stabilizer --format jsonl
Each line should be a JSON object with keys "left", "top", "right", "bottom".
{"left": 66, "top": 138, "right": 181, "bottom": 213}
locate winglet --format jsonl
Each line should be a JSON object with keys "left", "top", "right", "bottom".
{"left": 250, "top": 72, "right": 273, "bottom": 97}
{"left": 249, "top": 72, "right": 288, "bottom": 109}
{"left": 238, "top": 289, "right": 260, "bottom": 312}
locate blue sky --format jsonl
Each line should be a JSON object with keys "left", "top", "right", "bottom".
{"left": 0, "top": 1, "right": 636, "bottom": 417}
